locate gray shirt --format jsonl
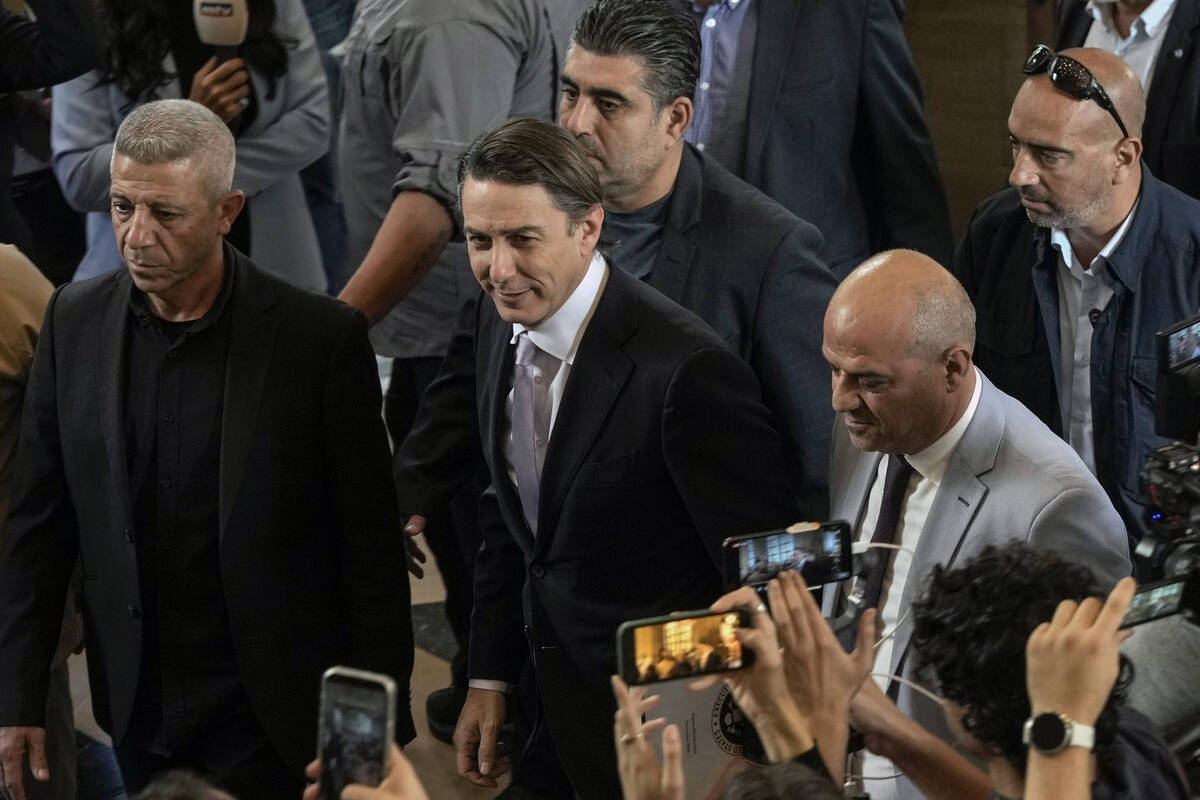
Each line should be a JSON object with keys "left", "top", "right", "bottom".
{"left": 340, "top": 0, "right": 589, "bottom": 359}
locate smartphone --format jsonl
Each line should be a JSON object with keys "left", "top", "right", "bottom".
{"left": 617, "top": 607, "right": 755, "bottom": 685}
{"left": 721, "top": 521, "right": 853, "bottom": 591}
{"left": 317, "top": 666, "right": 396, "bottom": 800}
{"left": 1120, "top": 575, "right": 1197, "bottom": 628}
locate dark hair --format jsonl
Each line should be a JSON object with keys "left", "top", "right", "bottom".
{"left": 131, "top": 770, "right": 233, "bottom": 800}
{"left": 99, "top": 0, "right": 289, "bottom": 106}
{"left": 910, "top": 542, "right": 1131, "bottom": 774}
{"left": 719, "top": 761, "right": 843, "bottom": 800}
{"left": 571, "top": 0, "right": 700, "bottom": 114}
{"left": 458, "top": 117, "right": 603, "bottom": 229}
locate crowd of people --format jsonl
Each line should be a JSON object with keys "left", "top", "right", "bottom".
{"left": 1, "top": 0, "right": 1198, "bottom": 798}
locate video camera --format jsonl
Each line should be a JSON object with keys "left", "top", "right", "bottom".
{"left": 1138, "top": 314, "right": 1200, "bottom": 595}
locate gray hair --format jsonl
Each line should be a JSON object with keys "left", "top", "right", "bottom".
{"left": 909, "top": 273, "right": 976, "bottom": 359}
{"left": 112, "top": 99, "right": 235, "bottom": 203}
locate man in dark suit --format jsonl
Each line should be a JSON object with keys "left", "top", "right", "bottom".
{"left": 0, "top": 99, "right": 413, "bottom": 800}
{"left": 1058, "top": 0, "right": 1200, "bottom": 201}
{"left": 673, "top": 0, "right": 953, "bottom": 275}
{"left": 435, "top": 118, "right": 798, "bottom": 799}
{"left": 559, "top": 0, "right": 837, "bottom": 513}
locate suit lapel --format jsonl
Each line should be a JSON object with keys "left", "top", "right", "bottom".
{"left": 482, "top": 314, "right": 536, "bottom": 552}
{"left": 743, "top": 0, "right": 801, "bottom": 183}
{"left": 648, "top": 148, "right": 703, "bottom": 304}
{"left": 889, "top": 377, "right": 1001, "bottom": 676}
{"left": 1143, "top": 0, "right": 1200, "bottom": 152}
{"left": 218, "top": 253, "right": 278, "bottom": 537}
{"left": 97, "top": 274, "right": 134, "bottom": 521}
{"left": 533, "top": 271, "right": 635, "bottom": 555}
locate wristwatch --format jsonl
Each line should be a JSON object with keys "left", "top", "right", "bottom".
{"left": 1022, "top": 712, "right": 1095, "bottom": 755}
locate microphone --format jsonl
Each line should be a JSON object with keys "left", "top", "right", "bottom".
{"left": 194, "top": 0, "right": 248, "bottom": 64}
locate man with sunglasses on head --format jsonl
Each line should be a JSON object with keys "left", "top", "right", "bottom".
{"left": 953, "top": 46, "right": 1200, "bottom": 550}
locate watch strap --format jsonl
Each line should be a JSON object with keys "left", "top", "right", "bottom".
{"left": 1022, "top": 711, "right": 1095, "bottom": 754}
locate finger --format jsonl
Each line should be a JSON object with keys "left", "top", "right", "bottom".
{"left": 1116, "top": 628, "right": 1134, "bottom": 645}
{"left": 191, "top": 56, "right": 217, "bottom": 80}
{"left": 404, "top": 514, "right": 427, "bottom": 535}
{"left": 206, "top": 57, "right": 247, "bottom": 83}
{"left": 1026, "top": 621, "right": 1051, "bottom": 656}
{"left": 660, "top": 724, "right": 685, "bottom": 799}
{"left": 710, "top": 586, "right": 760, "bottom": 613}
{"left": 476, "top": 720, "right": 499, "bottom": 778}
{"left": 1096, "top": 577, "right": 1137, "bottom": 633}
{"left": 406, "top": 540, "right": 427, "bottom": 563}
{"left": 767, "top": 579, "right": 796, "bottom": 648}
{"left": 24, "top": 730, "right": 46, "bottom": 785}
{"left": 687, "top": 674, "right": 721, "bottom": 692}
{"left": 301, "top": 781, "right": 320, "bottom": 800}
{"left": 216, "top": 82, "right": 251, "bottom": 105}
{"left": 853, "top": 608, "right": 877, "bottom": 667}
{"left": 778, "top": 572, "right": 814, "bottom": 652}
{"left": 1048, "top": 597, "right": 1079, "bottom": 630}
{"left": 1069, "top": 596, "right": 1105, "bottom": 629}
{"left": 304, "top": 758, "right": 320, "bottom": 780}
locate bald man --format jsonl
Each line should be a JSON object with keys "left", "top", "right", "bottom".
{"left": 824, "top": 250, "right": 1130, "bottom": 800}
{"left": 953, "top": 47, "right": 1200, "bottom": 546}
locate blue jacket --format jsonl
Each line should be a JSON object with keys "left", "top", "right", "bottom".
{"left": 953, "top": 165, "right": 1200, "bottom": 544}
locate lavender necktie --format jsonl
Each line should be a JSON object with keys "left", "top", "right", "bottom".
{"left": 512, "top": 332, "right": 557, "bottom": 535}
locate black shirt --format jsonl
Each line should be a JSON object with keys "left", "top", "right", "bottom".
{"left": 603, "top": 191, "right": 673, "bottom": 280}
{"left": 124, "top": 259, "right": 240, "bottom": 751}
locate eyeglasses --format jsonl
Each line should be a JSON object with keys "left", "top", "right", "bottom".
{"left": 1022, "top": 45, "right": 1129, "bottom": 139}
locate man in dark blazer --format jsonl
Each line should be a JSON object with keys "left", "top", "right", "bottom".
{"left": 673, "top": 0, "right": 953, "bottom": 275}
{"left": 952, "top": 48, "right": 1200, "bottom": 545}
{"left": 1058, "top": 0, "right": 1200, "bottom": 201}
{"left": 0, "top": 100, "right": 413, "bottom": 800}
{"left": 434, "top": 118, "right": 798, "bottom": 799}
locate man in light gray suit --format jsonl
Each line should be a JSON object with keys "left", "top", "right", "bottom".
{"left": 822, "top": 249, "right": 1130, "bottom": 800}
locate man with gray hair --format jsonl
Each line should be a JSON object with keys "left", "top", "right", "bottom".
{"left": 0, "top": 99, "right": 413, "bottom": 800}
{"left": 822, "top": 248, "right": 1130, "bottom": 800}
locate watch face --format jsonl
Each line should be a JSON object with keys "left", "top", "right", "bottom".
{"left": 1031, "top": 712, "right": 1068, "bottom": 751}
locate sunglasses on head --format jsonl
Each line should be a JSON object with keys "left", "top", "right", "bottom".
{"left": 1022, "top": 45, "right": 1129, "bottom": 139}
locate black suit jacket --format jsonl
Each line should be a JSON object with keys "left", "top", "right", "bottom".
{"left": 1059, "top": 0, "right": 1200, "bottom": 200}
{"left": 736, "top": 0, "right": 952, "bottom": 274}
{"left": 649, "top": 145, "right": 836, "bottom": 514}
{"left": 0, "top": 247, "right": 415, "bottom": 771}
{"left": 403, "top": 266, "right": 798, "bottom": 798}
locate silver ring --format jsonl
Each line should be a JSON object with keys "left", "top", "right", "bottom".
{"left": 754, "top": 603, "right": 768, "bottom": 615}
{"left": 619, "top": 732, "right": 645, "bottom": 744}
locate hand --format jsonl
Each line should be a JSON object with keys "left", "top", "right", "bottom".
{"left": 341, "top": 743, "right": 429, "bottom": 800}
{"left": 0, "top": 726, "right": 48, "bottom": 800}
{"left": 689, "top": 586, "right": 813, "bottom": 762}
{"left": 772, "top": 570, "right": 875, "bottom": 719}
{"left": 188, "top": 57, "right": 250, "bottom": 124}
{"left": 452, "top": 688, "right": 509, "bottom": 788}
{"left": 769, "top": 570, "right": 875, "bottom": 781}
{"left": 403, "top": 515, "right": 428, "bottom": 579}
{"left": 611, "top": 676, "right": 683, "bottom": 800}
{"left": 1026, "top": 577, "right": 1136, "bottom": 726}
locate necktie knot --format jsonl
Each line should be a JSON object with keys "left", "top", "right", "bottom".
{"left": 515, "top": 332, "right": 537, "bottom": 367}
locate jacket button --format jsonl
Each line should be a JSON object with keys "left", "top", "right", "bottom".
{"left": 127, "top": 603, "right": 141, "bottom": 618}
{"left": 530, "top": 565, "right": 546, "bottom": 579}
{"left": 123, "top": 527, "right": 134, "bottom": 543}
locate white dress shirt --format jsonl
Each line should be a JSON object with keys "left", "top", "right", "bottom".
{"left": 1050, "top": 202, "right": 1136, "bottom": 474}
{"left": 858, "top": 370, "right": 983, "bottom": 798}
{"left": 1083, "top": 0, "right": 1178, "bottom": 92}
{"left": 471, "top": 249, "right": 607, "bottom": 695}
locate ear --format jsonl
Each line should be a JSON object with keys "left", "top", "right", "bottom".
{"left": 662, "top": 96, "right": 693, "bottom": 142}
{"left": 943, "top": 345, "right": 974, "bottom": 391}
{"left": 1111, "top": 136, "right": 1142, "bottom": 184}
{"left": 216, "top": 190, "right": 246, "bottom": 236}
{"left": 576, "top": 202, "right": 604, "bottom": 258}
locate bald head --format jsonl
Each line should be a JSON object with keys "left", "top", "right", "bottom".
{"left": 829, "top": 249, "right": 975, "bottom": 360}
{"left": 823, "top": 250, "right": 978, "bottom": 454}
{"left": 1018, "top": 47, "right": 1145, "bottom": 143}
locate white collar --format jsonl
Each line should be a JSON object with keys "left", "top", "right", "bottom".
{"left": 905, "top": 367, "right": 983, "bottom": 487}
{"left": 1087, "top": 0, "right": 1177, "bottom": 37}
{"left": 510, "top": 250, "right": 607, "bottom": 366}
{"left": 1050, "top": 199, "right": 1139, "bottom": 272}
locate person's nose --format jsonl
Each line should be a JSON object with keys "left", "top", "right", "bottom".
{"left": 1009, "top": 147, "right": 1039, "bottom": 188}
{"left": 830, "top": 371, "right": 859, "bottom": 414}
{"left": 124, "top": 206, "right": 158, "bottom": 249}
{"left": 560, "top": 97, "right": 595, "bottom": 136}
{"left": 489, "top": 244, "right": 517, "bottom": 285}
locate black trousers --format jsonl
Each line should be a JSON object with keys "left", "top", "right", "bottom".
{"left": 115, "top": 680, "right": 302, "bottom": 800}
{"left": 385, "top": 356, "right": 486, "bottom": 687}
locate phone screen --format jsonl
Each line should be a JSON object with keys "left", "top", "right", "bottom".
{"left": 318, "top": 672, "right": 392, "bottom": 800}
{"left": 1121, "top": 579, "right": 1188, "bottom": 628}
{"left": 725, "top": 522, "right": 852, "bottom": 590}
{"left": 623, "top": 610, "right": 752, "bottom": 685}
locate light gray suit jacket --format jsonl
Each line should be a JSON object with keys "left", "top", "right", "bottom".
{"left": 829, "top": 371, "right": 1131, "bottom": 799}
